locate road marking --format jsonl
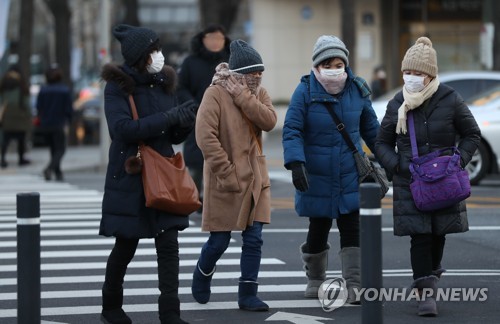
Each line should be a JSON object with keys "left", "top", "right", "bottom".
{"left": 0, "top": 246, "right": 244, "bottom": 259}
{"left": 0, "top": 258, "right": 285, "bottom": 272}
{"left": 1, "top": 225, "right": 500, "bottom": 237}
{"left": 2, "top": 269, "right": 499, "bottom": 286}
{"left": 0, "top": 236, "right": 222, "bottom": 247}
{"left": 0, "top": 300, "right": 340, "bottom": 318}
{"left": 266, "top": 311, "right": 333, "bottom": 323}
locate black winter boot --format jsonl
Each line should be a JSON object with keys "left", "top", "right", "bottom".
{"left": 101, "top": 287, "right": 131, "bottom": 324}
{"left": 238, "top": 281, "right": 269, "bottom": 311}
{"left": 157, "top": 230, "right": 189, "bottom": 323}
{"left": 191, "top": 262, "right": 216, "bottom": 304}
{"left": 159, "top": 295, "right": 189, "bottom": 324}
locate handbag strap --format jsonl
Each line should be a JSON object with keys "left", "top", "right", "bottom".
{"left": 324, "top": 103, "right": 359, "bottom": 154}
{"left": 407, "top": 111, "right": 419, "bottom": 159}
{"left": 128, "top": 95, "right": 145, "bottom": 150}
{"left": 128, "top": 95, "right": 139, "bottom": 120}
{"left": 241, "top": 113, "right": 263, "bottom": 155}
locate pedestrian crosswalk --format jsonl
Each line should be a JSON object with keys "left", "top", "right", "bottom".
{"left": 2, "top": 174, "right": 500, "bottom": 323}
{"left": 0, "top": 174, "right": 318, "bottom": 322}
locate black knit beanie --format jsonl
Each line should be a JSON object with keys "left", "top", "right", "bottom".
{"left": 112, "top": 24, "right": 159, "bottom": 66}
{"left": 228, "top": 40, "right": 264, "bottom": 74}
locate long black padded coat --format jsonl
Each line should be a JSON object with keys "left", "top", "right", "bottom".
{"left": 374, "top": 84, "right": 481, "bottom": 236}
{"left": 99, "top": 64, "right": 191, "bottom": 239}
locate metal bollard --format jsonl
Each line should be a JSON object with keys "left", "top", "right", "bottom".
{"left": 360, "top": 183, "right": 383, "bottom": 324}
{"left": 17, "top": 193, "right": 41, "bottom": 324}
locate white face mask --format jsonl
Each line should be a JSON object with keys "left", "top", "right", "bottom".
{"left": 320, "top": 67, "right": 345, "bottom": 78}
{"left": 403, "top": 74, "right": 426, "bottom": 93}
{"left": 147, "top": 51, "right": 164, "bottom": 74}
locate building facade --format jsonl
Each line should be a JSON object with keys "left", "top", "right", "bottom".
{"left": 250, "top": 0, "right": 488, "bottom": 102}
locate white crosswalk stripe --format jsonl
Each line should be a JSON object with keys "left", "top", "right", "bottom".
{"left": 2, "top": 175, "right": 498, "bottom": 321}
{"left": 0, "top": 175, "right": 295, "bottom": 320}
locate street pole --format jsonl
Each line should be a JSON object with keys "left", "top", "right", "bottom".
{"left": 17, "top": 192, "right": 41, "bottom": 324}
{"left": 360, "top": 183, "right": 383, "bottom": 324}
{"left": 99, "top": 0, "right": 110, "bottom": 170}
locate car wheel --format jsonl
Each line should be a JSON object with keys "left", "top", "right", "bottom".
{"left": 466, "top": 141, "right": 490, "bottom": 186}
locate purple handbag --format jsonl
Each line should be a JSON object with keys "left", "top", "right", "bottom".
{"left": 408, "top": 112, "right": 471, "bottom": 212}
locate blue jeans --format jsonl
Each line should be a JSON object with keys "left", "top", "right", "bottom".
{"left": 198, "top": 222, "right": 264, "bottom": 282}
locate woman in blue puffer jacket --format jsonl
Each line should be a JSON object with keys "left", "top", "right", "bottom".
{"left": 282, "top": 35, "right": 380, "bottom": 304}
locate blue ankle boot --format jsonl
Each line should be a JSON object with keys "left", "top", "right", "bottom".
{"left": 191, "top": 262, "right": 215, "bottom": 304}
{"left": 238, "top": 281, "right": 269, "bottom": 311}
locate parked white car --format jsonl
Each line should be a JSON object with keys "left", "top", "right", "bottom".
{"left": 371, "top": 71, "right": 500, "bottom": 185}
{"left": 464, "top": 86, "right": 500, "bottom": 184}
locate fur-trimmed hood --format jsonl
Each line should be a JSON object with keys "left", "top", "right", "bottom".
{"left": 101, "top": 63, "right": 177, "bottom": 95}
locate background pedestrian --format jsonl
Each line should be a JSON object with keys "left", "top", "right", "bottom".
{"left": 35, "top": 65, "right": 73, "bottom": 181}
{"left": 0, "top": 66, "right": 32, "bottom": 168}
{"left": 177, "top": 24, "right": 231, "bottom": 213}
{"left": 370, "top": 65, "right": 387, "bottom": 100}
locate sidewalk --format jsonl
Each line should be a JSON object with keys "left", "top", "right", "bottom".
{"left": 0, "top": 128, "right": 286, "bottom": 178}
{"left": 0, "top": 144, "right": 103, "bottom": 177}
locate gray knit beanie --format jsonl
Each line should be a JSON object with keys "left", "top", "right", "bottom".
{"left": 401, "top": 37, "right": 438, "bottom": 77}
{"left": 312, "top": 35, "right": 349, "bottom": 67}
{"left": 113, "top": 24, "right": 159, "bottom": 66}
{"left": 228, "top": 40, "right": 264, "bottom": 74}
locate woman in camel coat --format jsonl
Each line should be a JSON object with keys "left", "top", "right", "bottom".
{"left": 192, "top": 40, "right": 277, "bottom": 312}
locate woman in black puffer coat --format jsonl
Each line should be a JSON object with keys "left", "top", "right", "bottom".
{"left": 177, "top": 24, "right": 231, "bottom": 210}
{"left": 99, "top": 24, "right": 196, "bottom": 324}
{"left": 375, "top": 37, "right": 480, "bottom": 317}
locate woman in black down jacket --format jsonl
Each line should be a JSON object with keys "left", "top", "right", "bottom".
{"left": 99, "top": 24, "right": 196, "bottom": 324}
{"left": 177, "top": 24, "right": 231, "bottom": 211}
{"left": 374, "top": 37, "right": 480, "bottom": 317}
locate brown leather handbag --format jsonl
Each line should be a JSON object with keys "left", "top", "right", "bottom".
{"left": 127, "top": 95, "right": 201, "bottom": 215}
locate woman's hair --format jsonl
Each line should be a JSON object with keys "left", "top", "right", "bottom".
{"left": 0, "top": 66, "right": 29, "bottom": 95}
{"left": 133, "top": 39, "right": 162, "bottom": 73}
{"left": 45, "top": 66, "right": 64, "bottom": 84}
{"left": 202, "top": 24, "right": 227, "bottom": 36}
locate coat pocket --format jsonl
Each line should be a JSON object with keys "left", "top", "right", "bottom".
{"left": 257, "top": 155, "right": 271, "bottom": 188}
{"left": 216, "top": 164, "right": 241, "bottom": 192}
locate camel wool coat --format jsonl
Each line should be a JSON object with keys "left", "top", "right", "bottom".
{"left": 195, "top": 84, "right": 277, "bottom": 231}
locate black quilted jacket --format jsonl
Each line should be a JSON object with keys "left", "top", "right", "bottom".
{"left": 374, "top": 84, "right": 480, "bottom": 236}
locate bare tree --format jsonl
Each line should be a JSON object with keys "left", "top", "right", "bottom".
{"left": 18, "top": 0, "right": 34, "bottom": 79}
{"left": 198, "top": 0, "right": 242, "bottom": 32}
{"left": 44, "top": 0, "right": 72, "bottom": 87}
{"left": 121, "top": 0, "right": 140, "bottom": 26}
{"left": 340, "top": 0, "right": 356, "bottom": 72}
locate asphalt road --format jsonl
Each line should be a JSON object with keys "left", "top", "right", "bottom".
{"left": 1, "top": 131, "right": 499, "bottom": 323}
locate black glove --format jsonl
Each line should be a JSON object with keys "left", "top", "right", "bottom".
{"left": 163, "top": 100, "right": 197, "bottom": 129}
{"left": 177, "top": 103, "right": 196, "bottom": 128}
{"left": 289, "top": 162, "right": 309, "bottom": 192}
